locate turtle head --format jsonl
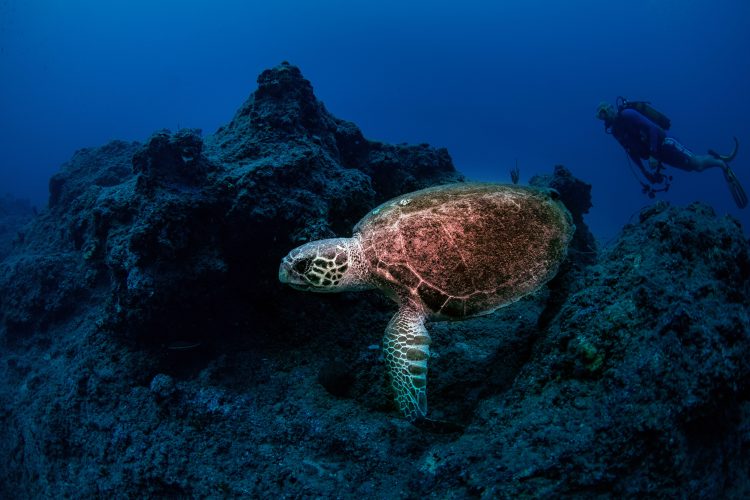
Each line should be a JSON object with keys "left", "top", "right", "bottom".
{"left": 279, "top": 238, "right": 370, "bottom": 293}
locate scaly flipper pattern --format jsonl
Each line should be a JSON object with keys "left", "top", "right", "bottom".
{"left": 279, "top": 183, "right": 574, "bottom": 425}
{"left": 383, "top": 301, "right": 431, "bottom": 421}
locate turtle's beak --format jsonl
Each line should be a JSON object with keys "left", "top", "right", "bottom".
{"left": 278, "top": 259, "right": 296, "bottom": 284}
{"left": 278, "top": 256, "right": 311, "bottom": 290}
{"left": 278, "top": 261, "right": 291, "bottom": 283}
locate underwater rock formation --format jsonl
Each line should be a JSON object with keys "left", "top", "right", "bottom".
{"left": 0, "top": 194, "right": 35, "bottom": 261}
{"left": 0, "top": 63, "right": 748, "bottom": 498}
{"left": 0, "top": 61, "right": 462, "bottom": 346}
{"left": 531, "top": 164, "right": 597, "bottom": 265}
{"left": 424, "top": 201, "right": 750, "bottom": 496}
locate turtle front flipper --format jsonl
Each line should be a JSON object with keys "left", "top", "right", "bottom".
{"left": 383, "top": 302, "right": 431, "bottom": 421}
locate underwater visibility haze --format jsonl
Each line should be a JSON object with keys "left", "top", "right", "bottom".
{"left": 2, "top": 0, "right": 749, "bottom": 238}
{"left": 1, "top": 0, "right": 750, "bottom": 497}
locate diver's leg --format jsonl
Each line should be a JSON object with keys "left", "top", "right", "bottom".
{"left": 690, "top": 154, "right": 727, "bottom": 172}
{"left": 662, "top": 137, "right": 746, "bottom": 207}
{"left": 661, "top": 137, "right": 700, "bottom": 171}
{"left": 662, "top": 137, "right": 728, "bottom": 172}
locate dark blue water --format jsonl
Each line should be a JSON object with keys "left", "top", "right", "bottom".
{"left": 1, "top": 0, "right": 748, "bottom": 240}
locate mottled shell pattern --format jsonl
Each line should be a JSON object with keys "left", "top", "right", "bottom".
{"left": 354, "top": 183, "right": 574, "bottom": 319}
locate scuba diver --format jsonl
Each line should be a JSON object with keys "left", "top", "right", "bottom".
{"left": 596, "top": 97, "right": 747, "bottom": 209}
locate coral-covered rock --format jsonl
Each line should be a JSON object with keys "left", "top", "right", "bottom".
{"left": 0, "top": 194, "right": 35, "bottom": 261}
{"left": 0, "top": 63, "right": 748, "bottom": 498}
{"left": 421, "top": 201, "right": 750, "bottom": 497}
{"left": 531, "top": 164, "right": 597, "bottom": 264}
{"left": 48, "top": 140, "right": 137, "bottom": 209}
{"left": 132, "top": 128, "right": 215, "bottom": 190}
{"left": 0, "top": 63, "right": 464, "bottom": 497}
{"left": 0, "top": 62, "right": 463, "bottom": 346}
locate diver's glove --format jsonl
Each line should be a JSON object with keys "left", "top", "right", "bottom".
{"left": 722, "top": 165, "right": 748, "bottom": 209}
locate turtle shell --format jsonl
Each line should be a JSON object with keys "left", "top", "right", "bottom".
{"left": 354, "top": 183, "right": 574, "bottom": 319}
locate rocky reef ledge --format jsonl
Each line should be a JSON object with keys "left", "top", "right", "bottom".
{"left": 0, "top": 63, "right": 748, "bottom": 498}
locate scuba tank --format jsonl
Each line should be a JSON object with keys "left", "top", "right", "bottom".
{"left": 616, "top": 96, "right": 672, "bottom": 130}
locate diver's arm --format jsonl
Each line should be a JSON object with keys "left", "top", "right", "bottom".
{"left": 630, "top": 150, "right": 665, "bottom": 184}
{"left": 627, "top": 149, "right": 646, "bottom": 171}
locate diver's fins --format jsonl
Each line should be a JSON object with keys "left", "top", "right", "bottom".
{"left": 709, "top": 137, "right": 739, "bottom": 163}
{"left": 723, "top": 165, "right": 748, "bottom": 209}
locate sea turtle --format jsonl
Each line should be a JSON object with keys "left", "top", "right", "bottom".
{"left": 279, "top": 182, "right": 574, "bottom": 425}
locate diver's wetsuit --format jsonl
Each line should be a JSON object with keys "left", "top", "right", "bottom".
{"left": 603, "top": 103, "right": 747, "bottom": 208}
{"left": 607, "top": 108, "right": 693, "bottom": 183}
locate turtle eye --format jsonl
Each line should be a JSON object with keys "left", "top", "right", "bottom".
{"left": 294, "top": 259, "right": 309, "bottom": 275}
